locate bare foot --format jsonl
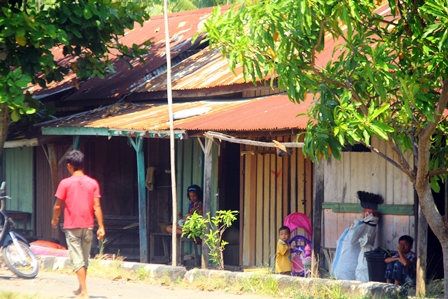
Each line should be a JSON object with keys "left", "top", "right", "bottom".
{"left": 73, "top": 288, "right": 81, "bottom": 296}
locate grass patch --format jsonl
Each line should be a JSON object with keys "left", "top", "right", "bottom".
{"left": 42, "top": 253, "right": 432, "bottom": 299}
{"left": 0, "top": 292, "right": 57, "bottom": 299}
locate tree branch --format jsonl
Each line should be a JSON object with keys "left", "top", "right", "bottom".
{"left": 361, "top": 141, "right": 409, "bottom": 175}
{"left": 428, "top": 167, "right": 448, "bottom": 177}
{"left": 386, "top": 136, "right": 415, "bottom": 182}
{"left": 416, "top": 80, "right": 448, "bottom": 188}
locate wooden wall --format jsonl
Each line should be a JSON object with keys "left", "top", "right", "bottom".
{"left": 240, "top": 136, "right": 313, "bottom": 267}
{"left": 35, "top": 141, "right": 72, "bottom": 241}
{"left": 322, "top": 137, "right": 415, "bottom": 250}
{"left": 323, "top": 138, "right": 414, "bottom": 205}
{"left": 3, "top": 147, "right": 34, "bottom": 232}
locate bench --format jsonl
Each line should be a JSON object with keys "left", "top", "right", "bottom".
{"left": 150, "top": 233, "right": 200, "bottom": 266}
{"left": 92, "top": 215, "right": 140, "bottom": 260}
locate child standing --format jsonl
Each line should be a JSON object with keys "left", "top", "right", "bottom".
{"left": 275, "top": 226, "right": 291, "bottom": 274}
{"left": 384, "top": 235, "right": 416, "bottom": 286}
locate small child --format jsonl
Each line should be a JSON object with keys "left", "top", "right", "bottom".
{"left": 384, "top": 235, "right": 416, "bottom": 286}
{"left": 275, "top": 225, "right": 291, "bottom": 274}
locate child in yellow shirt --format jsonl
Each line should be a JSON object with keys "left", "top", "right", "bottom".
{"left": 275, "top": 226, "right": 291, "bottom": 274}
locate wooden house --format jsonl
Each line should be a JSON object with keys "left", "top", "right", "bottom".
{"left": 4, "top": 6, "right": 444, "bottom": 282}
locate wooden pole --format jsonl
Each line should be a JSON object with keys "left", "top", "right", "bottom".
{"left": 311, "top": 160, "right": 324, "bottom": 278}
{"left": 416, "top": 205, "right": 427, "bottom": 296}
{"left": 128, "top": 137, "right": 148, "bottom": 263}
{"left": 201, "top": 137, "right": 213, "bottom": 268}
{"left": 162, "top": 0, "right": 178, "bottom": 266}
{"left": 204, "top": 131, "right": 304, "bottom": 148}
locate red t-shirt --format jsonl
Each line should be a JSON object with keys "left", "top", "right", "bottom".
{"left": 55, "top": 175, "right": 101, "bottom": 229}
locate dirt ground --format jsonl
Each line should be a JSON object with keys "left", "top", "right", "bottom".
{"left": 0, "top": 268, "right": 278, "bottom": 299}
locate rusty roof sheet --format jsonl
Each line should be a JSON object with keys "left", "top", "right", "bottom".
{"left": 133, "top": 47, "right": 266, "bottom": 93}
{"left": 177, "top": 93, "right": 313, "bottom": 131}
{"left": 29, "top": 6, "right": 227, "bottom": 101}
{"left": 41, "top": 93, "right": 313, "bottom": 132}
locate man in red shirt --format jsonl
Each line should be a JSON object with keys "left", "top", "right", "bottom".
{"left": 51, "top": 150, "right": 105, "bottom": 299}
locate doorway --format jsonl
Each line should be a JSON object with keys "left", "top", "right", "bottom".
{"left": 218, "top": 142, "right": 241, "bottom": 266}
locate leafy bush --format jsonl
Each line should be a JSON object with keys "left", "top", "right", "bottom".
{"left": 182, "top": 210, "right": 238, "bottom": 269}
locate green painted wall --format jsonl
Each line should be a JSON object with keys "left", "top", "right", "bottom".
{"left": 175, "top": 138, "right": 219, "bottom": 255}
{"left": 175, "top": 138, "right": 220, "bottom": 215}
{"left": 3, "top": 147, "right": 34, "bottom": 230}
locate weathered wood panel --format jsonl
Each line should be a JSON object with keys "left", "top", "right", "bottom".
{"left": 241, "top": 135, "right": 313, "bottom": 268}
{"left": 35, "top": 141, "right": 72, "bottom": 241}
{"left": 255, "top": 154, "right": 264, "bottom": 265}
{"left": 3, "top": 147, "right": 34, "bottom": 231}
{"left": 323, "top": 138, "right": 414, "bottom": 205}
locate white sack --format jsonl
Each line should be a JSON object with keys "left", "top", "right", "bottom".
{"left": 331, "top": 214, "right": 378, "bottom": 280}
{"left": 355, "top": 233, "right": 374, "bottom": 282}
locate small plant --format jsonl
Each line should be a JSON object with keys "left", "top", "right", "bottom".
{"left": 135, "top": 267, "right": 150, "bottom": 281}
{"left": 182, "top": 210, "right": 238, "bottom": 269}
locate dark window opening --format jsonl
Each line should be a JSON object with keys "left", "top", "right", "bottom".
{"left": 341, "top": 144, "right": 371, "bottom": 152}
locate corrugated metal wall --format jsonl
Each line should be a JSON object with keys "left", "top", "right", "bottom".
{"left": 322, "top": 137, "right": 415, "bottom": 250}
{"left": 35, "top": 143, "right": 71, "bottom": 241}
{"left": 3, "top": 147, "right": 34, "bottom": 232}
{"left": 241, "top": 136, "right": 313, "bottom": 267}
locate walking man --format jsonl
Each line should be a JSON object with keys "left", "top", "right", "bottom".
{"left": 51, "top": 150, "right": 105, "bottom": 299}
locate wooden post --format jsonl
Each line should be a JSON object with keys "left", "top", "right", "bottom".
{"left": 47, "top": 144, "right": 60, "bottom": 192}
{"left": 73, "top": 136, "right": 80, "bottom": 150}
{"left": 201, "top": 137, "right": 213, "bottom": 269}
{"left": 128, "top": 136, "right": 148, "bottom": 263}
{"left": 311, "top": 160, "right": 324, "bottom": 278}
{"left": 416, "top": 204, "right": 427, "bottom": 296}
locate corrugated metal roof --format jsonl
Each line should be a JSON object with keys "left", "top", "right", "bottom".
{"left": 177, "top": 94, "right": 313, "bottom": 131}
{"left": 133, "top": 47, "right": 263, "bottom": 93}
{"left": 29, "top": 6, "right": 228, "bottom": 101}
{"left": 41, "top": 93, "right": 313, "bottom": 133}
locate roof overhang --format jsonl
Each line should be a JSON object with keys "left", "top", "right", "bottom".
{"left": 4, "top": 138, "right": 39, "bottom": 148}
{"left": 41, "top": 127, "right": 186, "bottom": 139}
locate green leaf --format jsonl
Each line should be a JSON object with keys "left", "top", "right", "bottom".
{"left": 84, "top": 6, "right": 93, "bottom": 20}
{"left": 10, "top": 109, "right": 20, "bottom": 122}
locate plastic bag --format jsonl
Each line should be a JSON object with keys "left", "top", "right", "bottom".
{"left": 355, "top": 233, "right": 374, "bottom": 282}
{"left": 331, "top": 214, "right": 378, "bottom": 280}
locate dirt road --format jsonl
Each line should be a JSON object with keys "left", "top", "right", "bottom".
{"left": 0, "top": 269, "right": 276, "bottom": 299}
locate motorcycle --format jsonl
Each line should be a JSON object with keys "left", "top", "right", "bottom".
{"left": 0, "top": 181, "right": 39, "bottom": 278}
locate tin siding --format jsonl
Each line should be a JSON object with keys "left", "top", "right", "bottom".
{"left": 3, "top": 147, "right": 34, "bottom": 232}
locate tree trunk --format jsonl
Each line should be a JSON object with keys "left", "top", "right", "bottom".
{"left": 0, "top": 103, "right": 9, "bottom": 165}
{"left": 415, "top": 172, "right": 448, "bottom": 297}
{"left": 442, "top": 242, "right": 448, "bottom": 299}
{"left": 413, "top": 81, "right": 448, "bottom": 297}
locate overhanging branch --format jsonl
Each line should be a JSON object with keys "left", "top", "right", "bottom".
{"left": 362, "top": 141, "right": 408, "bottom": 175}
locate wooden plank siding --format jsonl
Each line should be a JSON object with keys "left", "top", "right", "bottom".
{"left": 35, "top": 142, "right": 74, "bottom": 241}
{"left": 3, "top": 147, "right": 34, "bottom": 233}
{"left": 240, "top": 135, "right": 313, "bottom": 268}
{"left": 322, "top": 137, "right": 415, "bottom": 251}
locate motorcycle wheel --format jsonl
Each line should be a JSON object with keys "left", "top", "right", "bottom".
{"left": 2, "top": 240, "right": 39, "bottom": 278}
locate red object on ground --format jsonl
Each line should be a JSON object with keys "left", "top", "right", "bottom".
{"left": 30, "top": 240, "right": 69, "bottom": 257}
{"left": 31, "top": 240, "right": 67, "bottom": 250}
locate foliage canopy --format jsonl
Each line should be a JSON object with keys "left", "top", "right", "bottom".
{"left": 0, "top": 0, "right": 149, "bottom": 121}
{"left": 204, "top": 0, "right": 448, "bottom": 293}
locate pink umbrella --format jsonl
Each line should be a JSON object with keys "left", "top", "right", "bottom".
{"left": 284, "top": 212, "right": 312, "bottom": 238}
